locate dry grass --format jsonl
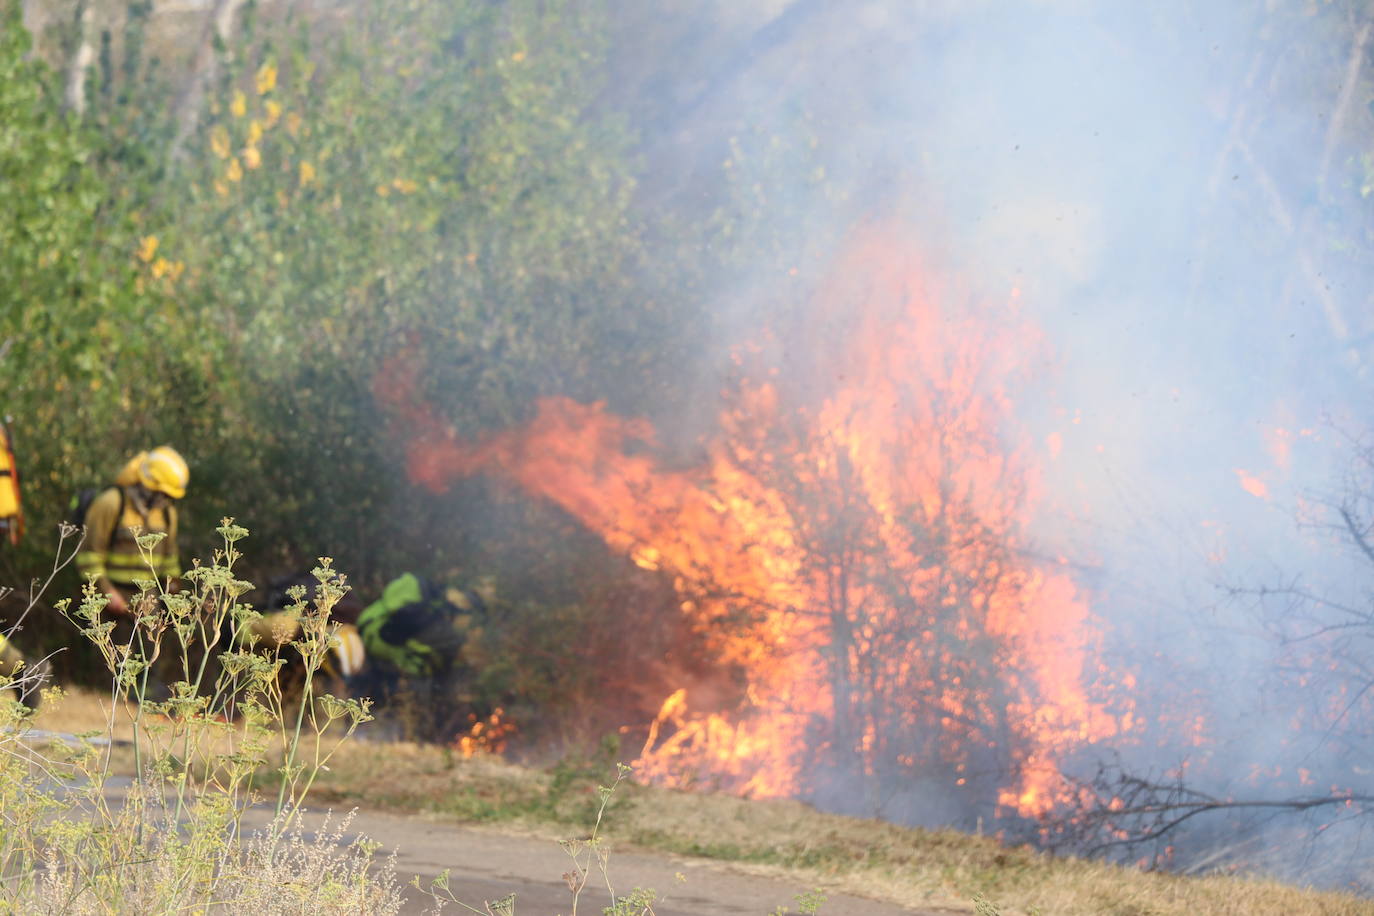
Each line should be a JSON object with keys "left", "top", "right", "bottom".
{"left": 31, "top": 683, "right": 139, "bottom": 735}
{"left": 301, "top": 729, "right": 1374, "bottom": 916}
{"left": 618, "top": 788, "right": 1374, "bottom": 916}
{"left": 37, "top": 690, "right": 1374, "bottom": 915}
{"left": 10, "top": 540, "right": 393, "bottom": 915}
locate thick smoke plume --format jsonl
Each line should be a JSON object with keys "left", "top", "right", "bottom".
{"left": 377, "top": 0, "right": 1374, "bottom": 885}
{"left": 599, "top": 0, "right": 1374, "bottom": 884}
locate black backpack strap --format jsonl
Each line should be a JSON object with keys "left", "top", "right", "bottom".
{"left": 102, "top": 485, "right": 126, "bottom": 549}
{"left": 115, "top": 486, "right": 125, "bottom": 542}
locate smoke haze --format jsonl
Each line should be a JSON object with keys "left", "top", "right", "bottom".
{"left": 586, "top": 0, "right": 1374, "bottom": 882}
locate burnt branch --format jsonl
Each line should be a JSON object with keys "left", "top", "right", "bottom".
{"left": 1052, "top": 761, "right": 1374, "bottom": 859}
{"left": 1340, "top": 506, "right": 1374, "bottom": 570}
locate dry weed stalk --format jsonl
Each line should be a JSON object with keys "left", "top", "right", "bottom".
{"left": 0, "top": 520, "right": 397, "bottom": 914}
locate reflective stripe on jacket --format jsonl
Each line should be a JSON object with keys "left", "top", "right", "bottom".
{"left": 75, "top": 486, "right": 179, "bottom": 586}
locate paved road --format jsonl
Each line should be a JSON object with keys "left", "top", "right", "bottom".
{"left": 280, "top": 806, "right": 949, "bottom": 916}
{"left": 78, "top": 771, "right": 948, "bottom": 916}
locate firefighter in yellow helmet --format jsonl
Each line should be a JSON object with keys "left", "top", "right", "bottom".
{"left": 75, "top": 446, "right": 188, "bottom": 615}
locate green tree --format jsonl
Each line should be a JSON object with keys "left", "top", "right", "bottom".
{"left": 0, "top": 0, "right": 181, "bottom": 578}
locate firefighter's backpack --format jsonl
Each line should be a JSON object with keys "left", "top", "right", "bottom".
{"left": 357, "top": 573, "right": 464, "bottom": 675}
{"left": 0, "top": 425, "right": 23, "bottom": 545}
{"left": 366, "top": 573, "right": 452, "bottom": 645}
{"left": 68, "top": 486, "right": 123, "bottom": 536}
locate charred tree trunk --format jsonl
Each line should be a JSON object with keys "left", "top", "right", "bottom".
{"left": 826, "top": 541, "right": 857, "bottom": 774}
{"left": 810, "top": 445, "right": 867, "bottom": 805}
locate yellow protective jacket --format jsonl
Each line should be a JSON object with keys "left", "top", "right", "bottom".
{"left": 0, "top": 426, "right": 23, "bottom": 545}
{"left": 75, "top": 486, "right": 180, "bottom": 587}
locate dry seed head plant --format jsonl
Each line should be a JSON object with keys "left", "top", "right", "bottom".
{"left": 0, "top": 520, "right": 664, "bottom": 916}
{"left": 0, "top": 520, "right": 402, "bottom": 914}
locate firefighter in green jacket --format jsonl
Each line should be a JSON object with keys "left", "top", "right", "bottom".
{"left": 354, "top": 572, "right": 489, "bottom": 739}
{"left": 356, "top": 573, "right": 484, "bottom": 679}
{"left": 75, "top": 446, "right": 188, "bottom": 614}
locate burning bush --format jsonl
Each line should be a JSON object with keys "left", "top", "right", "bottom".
{"left": 377, "top": 225, "right": 1132, "bottom": 829}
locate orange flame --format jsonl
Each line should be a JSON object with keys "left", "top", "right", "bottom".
{"left": 1234, "top": 469, "right": 1270, "bottom": 501}
{"left": 377, "top": 224, "right": 1129, "bottom": 819}
{"left": 456, "top": 707, "right": 515, "bottom": 758}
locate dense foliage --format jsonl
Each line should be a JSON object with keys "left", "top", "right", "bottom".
{"left": 162, "top": 0, "right": 674, "bottom": 572}
{"left": 0, "top": 0, "right": 720, "bottom": 699}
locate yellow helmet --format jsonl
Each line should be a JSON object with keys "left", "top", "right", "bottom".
{"left": 114, "top": 451, "right": 146, "bottom": 487}
{"left": 137, "top": 446, "right": 189, "bottom": 499}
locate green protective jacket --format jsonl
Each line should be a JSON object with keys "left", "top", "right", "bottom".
{"left": 357, "top": 573, "right": 465, "bottom": 677}
{"left": 74, "top": 486, "right": 179, "bottom": 588}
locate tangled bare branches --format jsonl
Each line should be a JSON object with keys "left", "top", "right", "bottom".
{"left": 1045, "top": 759, "right": 1374, "bottom": 864}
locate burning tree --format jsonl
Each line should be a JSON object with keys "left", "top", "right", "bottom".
{"left": 377, "top": 225, "right": 1129, "bottom": 828}
{"left": 712, "top": 380, "right": 1054, "bottom": 823}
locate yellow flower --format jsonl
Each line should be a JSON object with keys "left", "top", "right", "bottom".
{"left": 150, "top": 258, "right": 185, "bottom": 283}
{"left": 247, "top": 120, "right": 263, "bottom": 146}
{"left": 242, "top": 146, "right": 261, "bottom": 170}
{"left": 375, "top": 183, "right": 391, "bottom": 197}
{"left": 227, "top": 157, "right": 243, "bottom": 182}
{"left": 214, "top": 181, "right": 230, "bottom": 197}
{"left": 136, "top": 235, "right": 158, "bottom": 263}
{"left": 285, "top": 112, "right": 302, "bottom": 137}
{"left": 209, "top": 125, "right": 231, "bottom": 159}
{"left": 299, "top": 161, "right": 316, "bottom": 186}
{"left": 255, "top": 60, "right": 277, "bottom": 95}
{"left": 230, "top": 90, "right": 246, "bottom": 118}
{"left": 392, "top": 178, "right": 419, "bottom": 194}
{"left": 511, "top": 50, "right": 526, "bottom": 62}
{"left": 264, "top": 99, "right": 282, "bottom": 128}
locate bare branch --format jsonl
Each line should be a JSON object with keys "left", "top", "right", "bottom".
{"left": 62, "top": 0, "right": 94, "bottom": 116}
{"left": 167, "top": 0, "right": 247, "bottom": 167}
{"left": 1234, "top": 139, "right": 1353, "bottom": 349}
{"left": 1053, "top": 762, "right": 1374, "bottom": 859}
{"left": 1089, "top": 794, "right": 1374, "bottom": 854}
{"left": 1340, "top": 506, "right": 1374, "bottom": 570}
{"left": 1318, "top": 21, "right": 1372, "bottom": 192}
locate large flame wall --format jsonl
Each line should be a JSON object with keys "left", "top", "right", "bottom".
{"left": 376, "top": 226, "right": 1132, "bottom": 821}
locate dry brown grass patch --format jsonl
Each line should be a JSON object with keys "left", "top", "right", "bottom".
{"left": 38, "top": 690, "right": 1374, "bottom": 915}
{"left": 296, "top": 729, "right": 1374, "bottom": 916}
